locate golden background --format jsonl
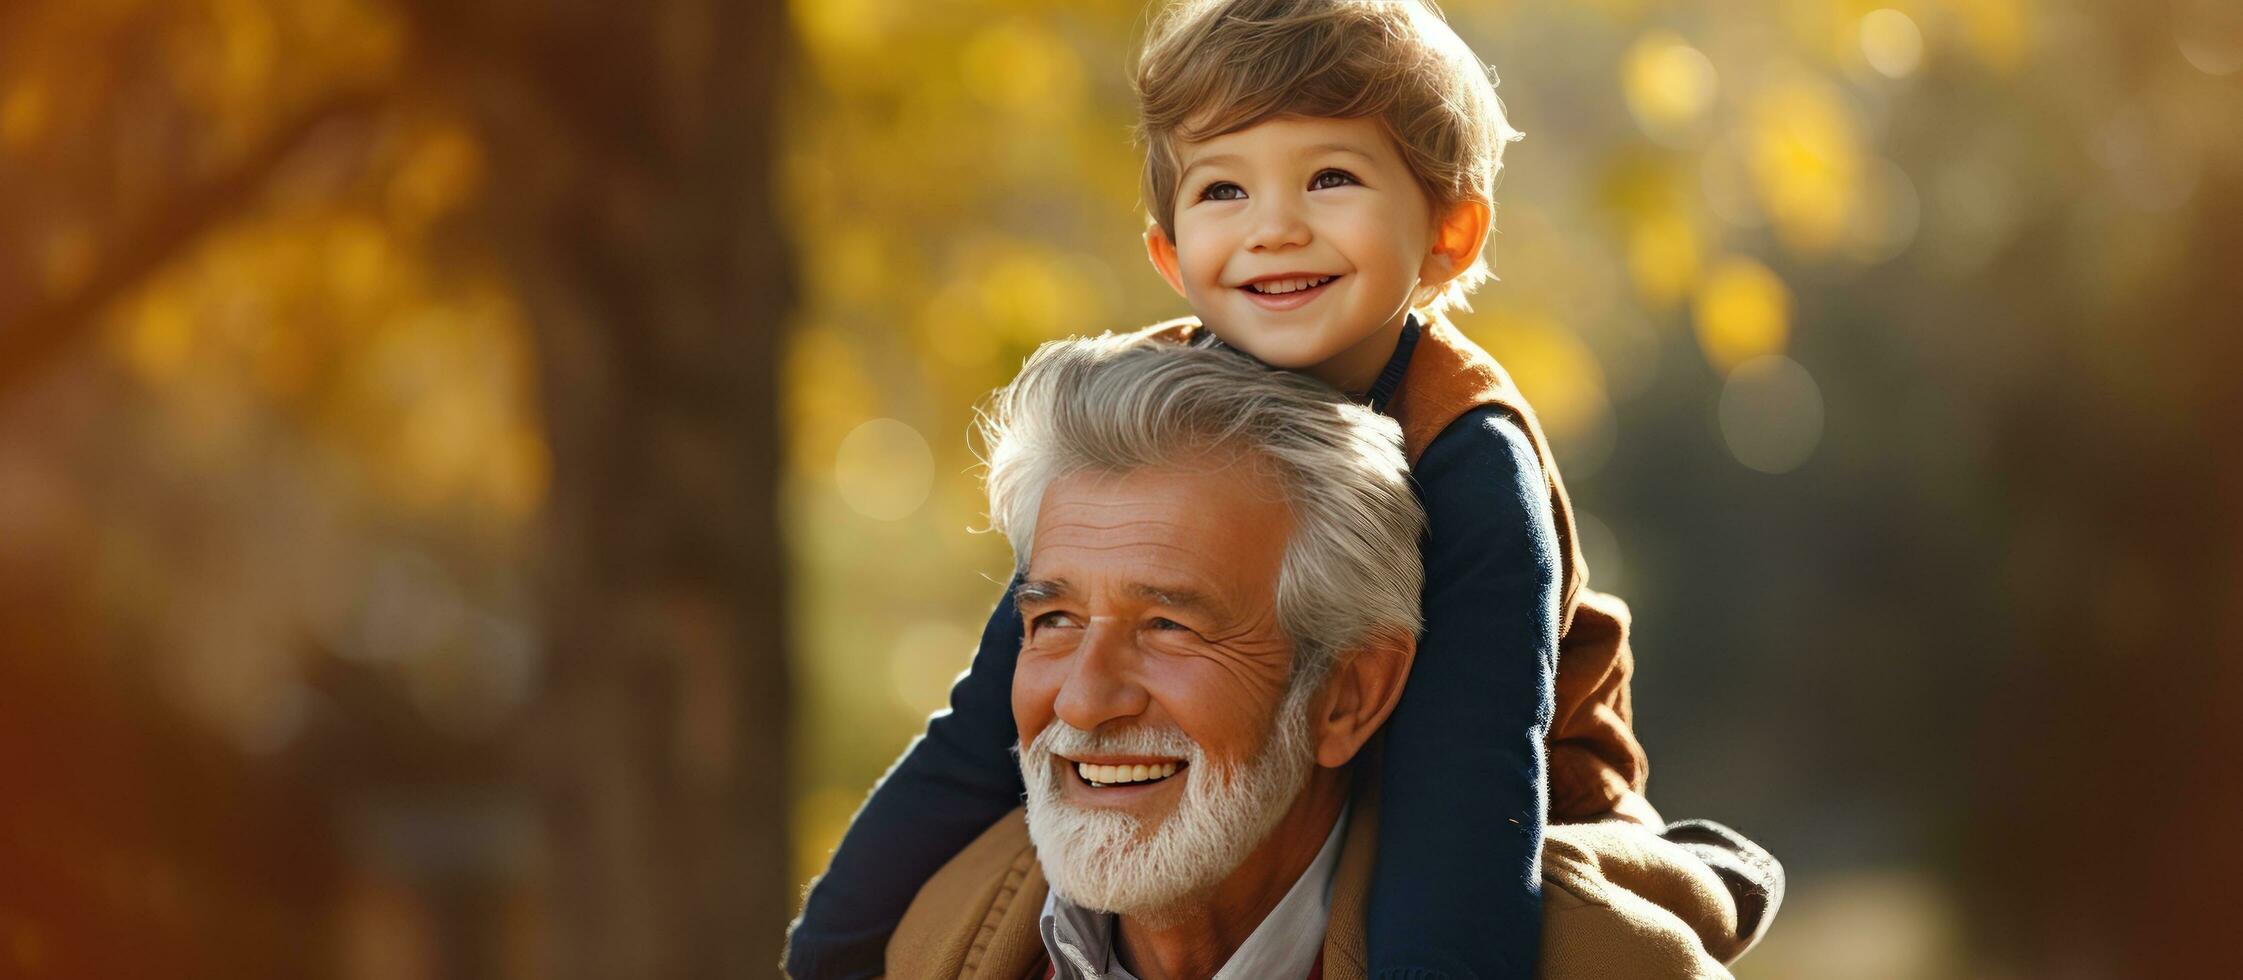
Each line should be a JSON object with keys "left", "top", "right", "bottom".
{"left": 0, "top": 0, "right": 2237, "bottom": 976}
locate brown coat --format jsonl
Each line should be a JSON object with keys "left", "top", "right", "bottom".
{"left": 884, "top": 769, "right": 1758, "bottom": 979}
{"left": 1137, "top": 316, "right": 1653, "bottom": 822}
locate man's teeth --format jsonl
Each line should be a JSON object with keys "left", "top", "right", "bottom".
{"left": 1075, "top": 761, "right": 1181, "bottom": 786}
{"left": 1248, "top": 275, "right": 1336, "bottom": 295}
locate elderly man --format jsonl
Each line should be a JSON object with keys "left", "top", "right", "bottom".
{"left": 872, "top": 335, "right": 1777, "bottom": 979}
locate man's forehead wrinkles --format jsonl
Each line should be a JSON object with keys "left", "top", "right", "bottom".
{"left": 1034, "top": 540, "right": 1213, "bottom": 571}
{"left": 1039, "top": 515, "right": 1196, "bottom": 533}
{"left": 1031, "top": 533, "right": 1193, "bottom": 549}
{"left": 1025, "top": 552, "right": 1226, "bottom": 601}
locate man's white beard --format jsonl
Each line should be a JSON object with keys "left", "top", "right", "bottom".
{"left": 1017, "top": 680, "right": 1318, "bottom": 920}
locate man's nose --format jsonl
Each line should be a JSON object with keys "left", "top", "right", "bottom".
{"left": 1051, "top": 619, "right": 1150, "bottom": 733}
{"left": 1244, "top": 194, "right": 1312, "bottom": 251}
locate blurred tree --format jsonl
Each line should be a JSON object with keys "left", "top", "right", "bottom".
{"left": 0, "top": 0, "right": 794, "bottom": 976}
{"left": 386, "top": 0, "right": 796, "bottom": 974}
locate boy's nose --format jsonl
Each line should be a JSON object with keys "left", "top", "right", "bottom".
{"left": 1244, "top": 198, "right": 1312, "bottom": 251}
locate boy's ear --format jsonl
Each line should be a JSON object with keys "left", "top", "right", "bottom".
{"left": 1144, "top": 223, "right": 1190, "bottom": 299}
{"left": 1419, "top": 198, "right": 1493, "bottom": 289}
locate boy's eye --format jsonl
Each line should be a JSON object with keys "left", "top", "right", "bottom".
{"left": 1198, "top": 181, "right": 1244, "bottom": 202}
{"left": 1310, "top": 169, "right": 1360, "bottom": 190}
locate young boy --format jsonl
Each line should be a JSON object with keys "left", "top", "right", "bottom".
{"left": 788, "top": 1, "right": 1655, "bottom": 976}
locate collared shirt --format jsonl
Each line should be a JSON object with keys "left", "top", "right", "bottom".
{"left": 1037, "top": 806, "right": 1349, "bottom": 980}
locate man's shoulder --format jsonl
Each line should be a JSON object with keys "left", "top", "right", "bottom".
{"left": 888, "top": 808, "right": 1049, "bottom": 979}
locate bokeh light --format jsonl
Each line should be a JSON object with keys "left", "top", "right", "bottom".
{"left": 1464, "top": 309, "right": 1614, "bottom": 478}
{"left": 1717, "top": 354, "right": 1825, "bottom": 475}
{"left": 1622, "top": 32, "right": 1717, "bottom": 145}
{"left": 1858, "top": 10, "right": 1925, "bottom": 80}
{"left": 3, "top": 0, "right": 2238, "bottom": 975}
{"left": 1745, "top": 74, "right": 1864, "bottom": 256}
{"left": 2177, "top": 0, "right": 2243, "bottom": 77}
{"left": 833, "top": 418, "right": 936, "bottom": 522}
{"left": 1692, "top": 255, "right": 1791, "bottom": 373}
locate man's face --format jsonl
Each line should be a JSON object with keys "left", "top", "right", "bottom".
{"left": 1158, "top": 114, "right": 1439, "bottom": 378}
{"left": 1012, "top": 459, "right": 1314, "bottom": 913}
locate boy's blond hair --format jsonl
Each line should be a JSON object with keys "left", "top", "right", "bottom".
{"left": 1134, "top": 0, "right": 1524, "bottom": 315}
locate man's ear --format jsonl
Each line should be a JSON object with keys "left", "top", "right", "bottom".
{"left": 1309, "top": 631, "right": 1417, "bottom": 769}
{"left": 1418, "top": 199, "right": 1492, "bottom": 291}
{"left": 1144, "top": 222, "right": 1189, "bottom": 299}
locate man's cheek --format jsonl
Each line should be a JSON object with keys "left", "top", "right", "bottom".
{"left": 1012, "top": 661, "right": 1063, "bottom": 745}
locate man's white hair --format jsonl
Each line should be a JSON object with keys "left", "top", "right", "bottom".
{"left": 978, "top": 332, "right": 1426, "bottom": 686}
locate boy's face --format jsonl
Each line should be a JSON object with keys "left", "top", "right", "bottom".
{"left": 1147, "top": 114, "right": 1470, "bottom": 390}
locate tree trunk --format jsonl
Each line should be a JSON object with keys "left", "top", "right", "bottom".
{"left": 408, "top": 1, "right": 796, "bottom": 974}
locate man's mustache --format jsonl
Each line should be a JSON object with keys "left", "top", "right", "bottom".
{"left": 1027, "top": 720, "right": 1199, "bottom": 761}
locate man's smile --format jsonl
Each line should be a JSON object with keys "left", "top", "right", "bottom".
{"left": 1062, "top": 753, "right": 1190, "bottom": 795}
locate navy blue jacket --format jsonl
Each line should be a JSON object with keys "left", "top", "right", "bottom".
{"left": 786, "top": 318, "right": 1560, "bottom": 980}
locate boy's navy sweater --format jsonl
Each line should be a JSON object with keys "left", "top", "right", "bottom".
{"left": 787, "top": 317, "right": 1558, "bottom": 980}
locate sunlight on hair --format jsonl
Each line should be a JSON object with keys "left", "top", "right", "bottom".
{"left": 835, "top": 418, "right": 935, "bottom": 521}
{"left": 1692, "top": 255, "right": 1790, "bottom": 373}
{"left": 1718, "top": 355, "right": 1824, "bottom": 475}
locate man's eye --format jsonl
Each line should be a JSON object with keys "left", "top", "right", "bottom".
{"left": 1031, "top": 611, "right": 1079, "bottom": 630}
{"left": 1148, "top": 617, "right": 1192, "bottom": 632}
{"left": 1310, "top": 169, "right": 1359, "bottom": 190}
{"left": 1198, "top": 181, "right": 1244, "bottom": 202}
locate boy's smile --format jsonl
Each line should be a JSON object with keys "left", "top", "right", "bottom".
{"left": 1239, "top": 272, "right": 1341, "bottom": 311}
{"left": 1147, "top": 114, "right": 1465, "bottom": 394}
